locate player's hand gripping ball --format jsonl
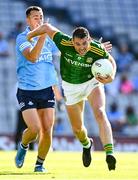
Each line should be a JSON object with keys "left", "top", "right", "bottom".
{"left": 91, "top": 59, "right": 113, "bottom": 78}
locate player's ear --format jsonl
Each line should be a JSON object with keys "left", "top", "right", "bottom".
{"left": 26, "top": 17, "right": 29, "bottom": 25}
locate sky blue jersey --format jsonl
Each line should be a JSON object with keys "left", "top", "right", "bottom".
{"left": 16, "top": 27, "right": 59, "bottom": 90}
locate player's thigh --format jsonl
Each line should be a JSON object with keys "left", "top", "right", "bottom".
{"left": 22, "top": 109, "right": 41, "bottom": 131}
{"left": 38, "top": 108, "right": 55, "bottom": 131}
{"left": 88, "top": 85, "right": 106, "bottom": 112}
{"left": 66, "top": 101, "right": 84, "bottom": 129}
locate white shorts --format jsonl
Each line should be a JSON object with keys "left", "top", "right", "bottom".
{"left": 62, "top": 78, "right": 103, "bottom": 105}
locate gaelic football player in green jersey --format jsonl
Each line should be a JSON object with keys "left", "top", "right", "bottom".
{"left": 27, "top": 23, "right": 117, "bottom": 171}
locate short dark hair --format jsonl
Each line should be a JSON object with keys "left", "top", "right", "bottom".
{"left": 26, "top": 6, "right": 42, "bottom": 17}
{"left": 72, "top": 27, "right": 90, "bottom": 39}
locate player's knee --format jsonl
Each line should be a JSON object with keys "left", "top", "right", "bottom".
{"left": 42, "top": 126, "right": 53, "bottom": 137}
{"left": 30, "top": 124, "right": 41, "bottom": 134}
{"left": 94, "top": 108, "right": 106, "bottom": 122}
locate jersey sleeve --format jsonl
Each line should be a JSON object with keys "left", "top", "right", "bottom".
{"left": 103, "top": 49, "right": 109, "bottom": 59}
{"left": 97, "top": 42, "right": 109, "bottom": 59}
{"left": 16, "top": 34, "right": 32, "bottom": 53}
{"left": 52, "top": 32, "right": 71, "bottom": 52}
{"left": 47, "top": 36, "right": 60, "bottom": 55}
{"left": 92, "top": 41, "right": 109, "bottom": 59}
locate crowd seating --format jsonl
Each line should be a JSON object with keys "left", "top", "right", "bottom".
{"left": 0, "top": 0, "right": 138, "bottom": 137}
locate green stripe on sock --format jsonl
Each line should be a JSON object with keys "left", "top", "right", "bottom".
{"left": 104, "top": 144, "right": 112, "bottom": 148}
{"left": 80, "top": 137, "right": 90, "bottom": 147}
{"left": 104, "top": 144, "right": 114, "bottom": 155}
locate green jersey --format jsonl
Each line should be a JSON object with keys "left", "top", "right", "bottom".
{"left": 53, "top": 32, "right": 109, "bottom": 84}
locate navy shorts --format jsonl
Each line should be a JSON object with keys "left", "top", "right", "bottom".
{"left": 17, "top": 87, "right": 55, "bottom": 112}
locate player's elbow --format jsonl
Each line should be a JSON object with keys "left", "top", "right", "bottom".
{"left": 27, "top": 55, "right": 38, "bottom": 63}
{"left": 23, "top": 49, "right": 38, "bottom": 62}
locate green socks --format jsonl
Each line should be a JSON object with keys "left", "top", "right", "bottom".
{"left": 104, "top": 144, "right": 114, "bottom": 155}
{"left": 80, "top": 137, "right": 91, "bottom": 149}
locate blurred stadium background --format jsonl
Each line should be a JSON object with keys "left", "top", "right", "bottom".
{"left": 0, "top": 0, "right": 138, "bottom": 151}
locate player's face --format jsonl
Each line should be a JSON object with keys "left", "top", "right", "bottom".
{"left": 27, "top": 10, "right": 44, "bottom": 30}
{"left": 73, "top": 37, "right": 91, "bottom": 56}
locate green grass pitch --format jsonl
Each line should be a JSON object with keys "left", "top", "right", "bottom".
{"left": 0, "top": 151, "right": 138, "bottom": 180}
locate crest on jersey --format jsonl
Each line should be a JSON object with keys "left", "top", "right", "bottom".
{"left": 86, "top": 57, "right": 93, "bottom": 63}
{"left": 77, "top": 56, "right": 82, "bottom": 60}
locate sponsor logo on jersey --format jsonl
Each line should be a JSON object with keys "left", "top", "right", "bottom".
{"left": 37, "top": 52, "right": 52, "bottom": 62}
{"left": 65, "top": 57, "right": 91, "bottom": 68}
{"left": 28, "top": 101, "right": 34, "bottom": 106}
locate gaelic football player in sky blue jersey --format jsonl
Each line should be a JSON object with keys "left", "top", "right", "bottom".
{"left": 15, "top": 6, "right": 60, "bottom": 173}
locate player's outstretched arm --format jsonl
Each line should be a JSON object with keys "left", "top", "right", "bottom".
{"left": 102, "top": 41, "right": 112, "bottom": 52}
{"left": 27, "top": 23, "right": 59, "bottom": 41}
{"left": 97, "top": 37, "right": 112, "bottom": 52}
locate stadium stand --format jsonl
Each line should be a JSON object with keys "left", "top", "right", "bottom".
{"left": 0, "top": 0, "right": 138, "bottom": 150}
